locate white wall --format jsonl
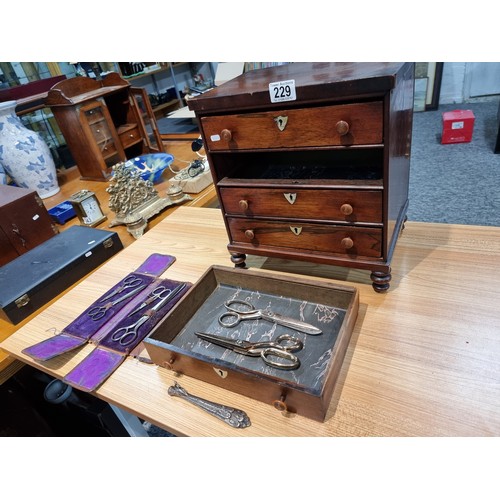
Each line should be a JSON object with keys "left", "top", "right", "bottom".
{"left": 439, "top": 62, "right": 500, "bottom": 104}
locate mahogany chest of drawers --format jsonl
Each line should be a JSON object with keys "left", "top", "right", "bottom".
{"left": 188, "top": 62, "right": 415, "bottom": 291}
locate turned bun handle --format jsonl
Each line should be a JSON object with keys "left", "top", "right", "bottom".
{"left": 220, "top": 129, "right": 232, "bottom": 141}
{"left": 272, "top": 395, "right": 288, "bottom": 412}
{"left": 341, "top": 237, "right": 354, "bottom": 249}
{"left": 244, "top": 229, "right": 255, "bottom": 240}
{"left": 336, "top": 120, "right": 350, "bottom": 136}
{"left": 163, "top": 358, "right": 175, "bottom": 370}
{"left": 340, "top": 203, "right": 353, "bottom": 215}
{"left": 239, "top": 199, "right": 249, "bottom": 210}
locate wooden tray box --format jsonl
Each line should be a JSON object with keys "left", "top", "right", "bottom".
{"left": 144, "top": 265, "right": 359, "bottom": 422}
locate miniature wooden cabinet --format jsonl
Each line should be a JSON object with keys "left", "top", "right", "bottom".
{"left": 46, "top": 73, "right": 165, "bottom": 180}
{"left": 188, "top": 62, "right": 415, "bottom": 292}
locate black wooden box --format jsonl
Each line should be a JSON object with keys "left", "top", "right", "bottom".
{"left": 0, "top": 225, "right": 123, "bottom": 324}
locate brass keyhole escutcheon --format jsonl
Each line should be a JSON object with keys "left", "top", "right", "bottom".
{"left": 290, "top": 226, "right": 302, "bottom": 236}
{"left": 213, "top": 367, "right": 228, "bottom": 379}
{"left": 274, "top": 115, "right": 288, "bottom": 131}
{"left": 284, "top": 193, "right": 297, "bottom": 204}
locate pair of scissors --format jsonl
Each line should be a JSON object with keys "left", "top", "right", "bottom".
{"left": 218, "top": 299, "right": 322, "bottom": 335}
{"left": 111, "top": 283, "right": 187, "bottom": 346}
{"left": 127, "top": 285, "right": 177, "bottom": 317}
{"left": 99, "top": 276, "right": 143, "bottom": 302}
{"left": 195, "top": 332, "right": 303, "bottom": 370}
{"left": 87, "top": 285, "right": 147, "bottom": 321}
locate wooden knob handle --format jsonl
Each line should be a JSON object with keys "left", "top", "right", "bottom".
{"left": 163, "top": 358, "right": 175, "bottom": 370}
{"left": 272, "top": 395, "right": 287, "bottom": 412}
{"left": 244, "top": 229, "right": 255, "bottom": 240}
{"left": 336, "top": 120, "right": 350, "bottom": 136}
{"left": 239, "top": 199, "right": 249, "bottom": 210}
{"left": 340, "top": 203, "right": 353, "bottom": 215}
{"left": 220, "top": 129, "right": 232, "bottom": 141}
{"left": 341, "top": 237, "right": 354, "bottom": 249}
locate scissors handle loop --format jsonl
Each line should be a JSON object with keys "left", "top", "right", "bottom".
{"left": 111, "top": 316, "right": 148, "bottom": 346}
{"left": 88, "top": 307, "right": 106, "bottom": 321}
{"left": 261, "top": 348, "right": 300, "bottom": 370}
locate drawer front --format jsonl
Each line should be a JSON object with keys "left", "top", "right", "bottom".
{"left": 119, "top": 125, "right": 142, "bottom": 148}
{"left": 220, "top": 187, "right": 382, "bottom": 223}
{"left": 227, "top": 218, "right": 382, "bottom": 257}
{"left": 89, "top": 120, "right": 114, "bottom": 145}
{"left": 202, "top": 101, "right": 383, "bottom": 151}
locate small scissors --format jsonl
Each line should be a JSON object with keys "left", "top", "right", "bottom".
{"left": 87, "top": 285, "right": 147, "bottom": 321}
{"left": 127, "top": 285, "right": 178, "bottom": 317}
{"left": 218, "top": 299, "right": 322, "bottom": 335}
{"left": 99, "top": 276, "right": 144, "bottom": 302}
{"left": 195, "top": 332, "right": 303, "bottom": 370}
{"left": 111, "top": 283, "right": 187, "bottom": 346}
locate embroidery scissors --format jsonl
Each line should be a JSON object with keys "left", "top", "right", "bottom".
{"left": 195, "top": 332, "right": 303, "bottom": 370}
{"left": 87, "top": 285, "right": 147, "bottom": 321}
{"left": 111, "top": 283, "right": 186, "bottom": 346}
{"left": 99, "top": 276, "right": 144, "bottom": 302}
{"left": 218, "top": 299, "right": 322, "bottom": 335}
{"left": 127, "top": 285, "right": 179, "bottom": 317}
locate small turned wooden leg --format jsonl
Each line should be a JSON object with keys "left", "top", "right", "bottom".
{"left": 370, "top": 269, "right": 391, "bottom": 292}
{"left": 230, "top": 252, "right": 247, "bottom": 268}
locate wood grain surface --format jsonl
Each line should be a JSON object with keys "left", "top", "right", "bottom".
{"left": 2, "top": 207, "right": 500, "bottom": 436}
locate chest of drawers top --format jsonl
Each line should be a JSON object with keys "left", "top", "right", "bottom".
{"left": 188, "top": 62, "right": 408, "bottom": 114}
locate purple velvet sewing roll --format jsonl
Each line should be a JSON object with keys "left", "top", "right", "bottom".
{"left": 99, "top": 278, "right": 190, "bottom": 353}
{"left": 22, "top": 334, "right": 87, "bottom": 361}
{"left": 63, "top": 347, "right": 125, "bottom": 392}
{"left": 62, "top": 272, "right": 157, "bottom": 340}
{"left": 21, "top": 253, "right": 177, "bottom": 363}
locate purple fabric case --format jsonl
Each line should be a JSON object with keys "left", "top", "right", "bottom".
{"left": 21, "top": 254, "right": 176, "bottom": 361}
{"left": 63, "top": 279, "right": 191, "bottom": 392}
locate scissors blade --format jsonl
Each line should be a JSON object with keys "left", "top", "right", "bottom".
{"left": 261, "top": 311, "right": 322, "bottom": 335}
{"left": 195, "top": 332, "right": 251, "bottom": 354}
{"left": 113, "top": 284, "right": 147, "bottom": 305}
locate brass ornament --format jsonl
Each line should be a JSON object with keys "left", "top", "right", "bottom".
{"left": 106, "top": 162, "right": 191, "bottom": 238}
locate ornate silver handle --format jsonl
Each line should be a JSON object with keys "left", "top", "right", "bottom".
{"left": 168, "top": 383, "right": 251, "bottom": 429}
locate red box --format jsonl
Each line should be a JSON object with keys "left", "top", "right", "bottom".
{"left": 442, "top": 109, "right": 475, "bottom": 144}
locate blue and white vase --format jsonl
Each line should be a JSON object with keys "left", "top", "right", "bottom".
{"left": 0, "top": 100, "right": 60, "bottom": 199}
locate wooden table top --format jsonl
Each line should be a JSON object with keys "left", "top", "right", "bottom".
{"left": 1, "top": 207, "right": 499, "bottom": 436}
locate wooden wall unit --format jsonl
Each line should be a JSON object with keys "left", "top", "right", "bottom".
{"left": 45, "top": 73, "right": 164, "bottom": 181}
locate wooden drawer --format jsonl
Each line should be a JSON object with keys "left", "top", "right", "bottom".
{"left": 100, "top": 141, "right": 118, "bottom": 159}
{"left": 227, "top": 217, "right": 382, "bottom": 257}
{"left": 201, "top": 101, "right": 383, "bottom": 151}
{"left": 220, "top": 186, "right": 382, "bottom": 223}
{"left": 89, "top": 121, "right": 114, "bottom": 145}
{"left": 118, "top": 124, "right": 142, "bottom": 148}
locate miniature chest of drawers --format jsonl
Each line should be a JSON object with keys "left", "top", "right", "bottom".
{"left": 188, "top": 62, "right": 415, "bottom": 291}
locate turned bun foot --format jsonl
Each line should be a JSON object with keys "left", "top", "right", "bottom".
{"left": 370, "top": 270, "right": 391, "bottom": 292}
{"left": 230, "top": 252, "right": 247, "bottom": 268}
